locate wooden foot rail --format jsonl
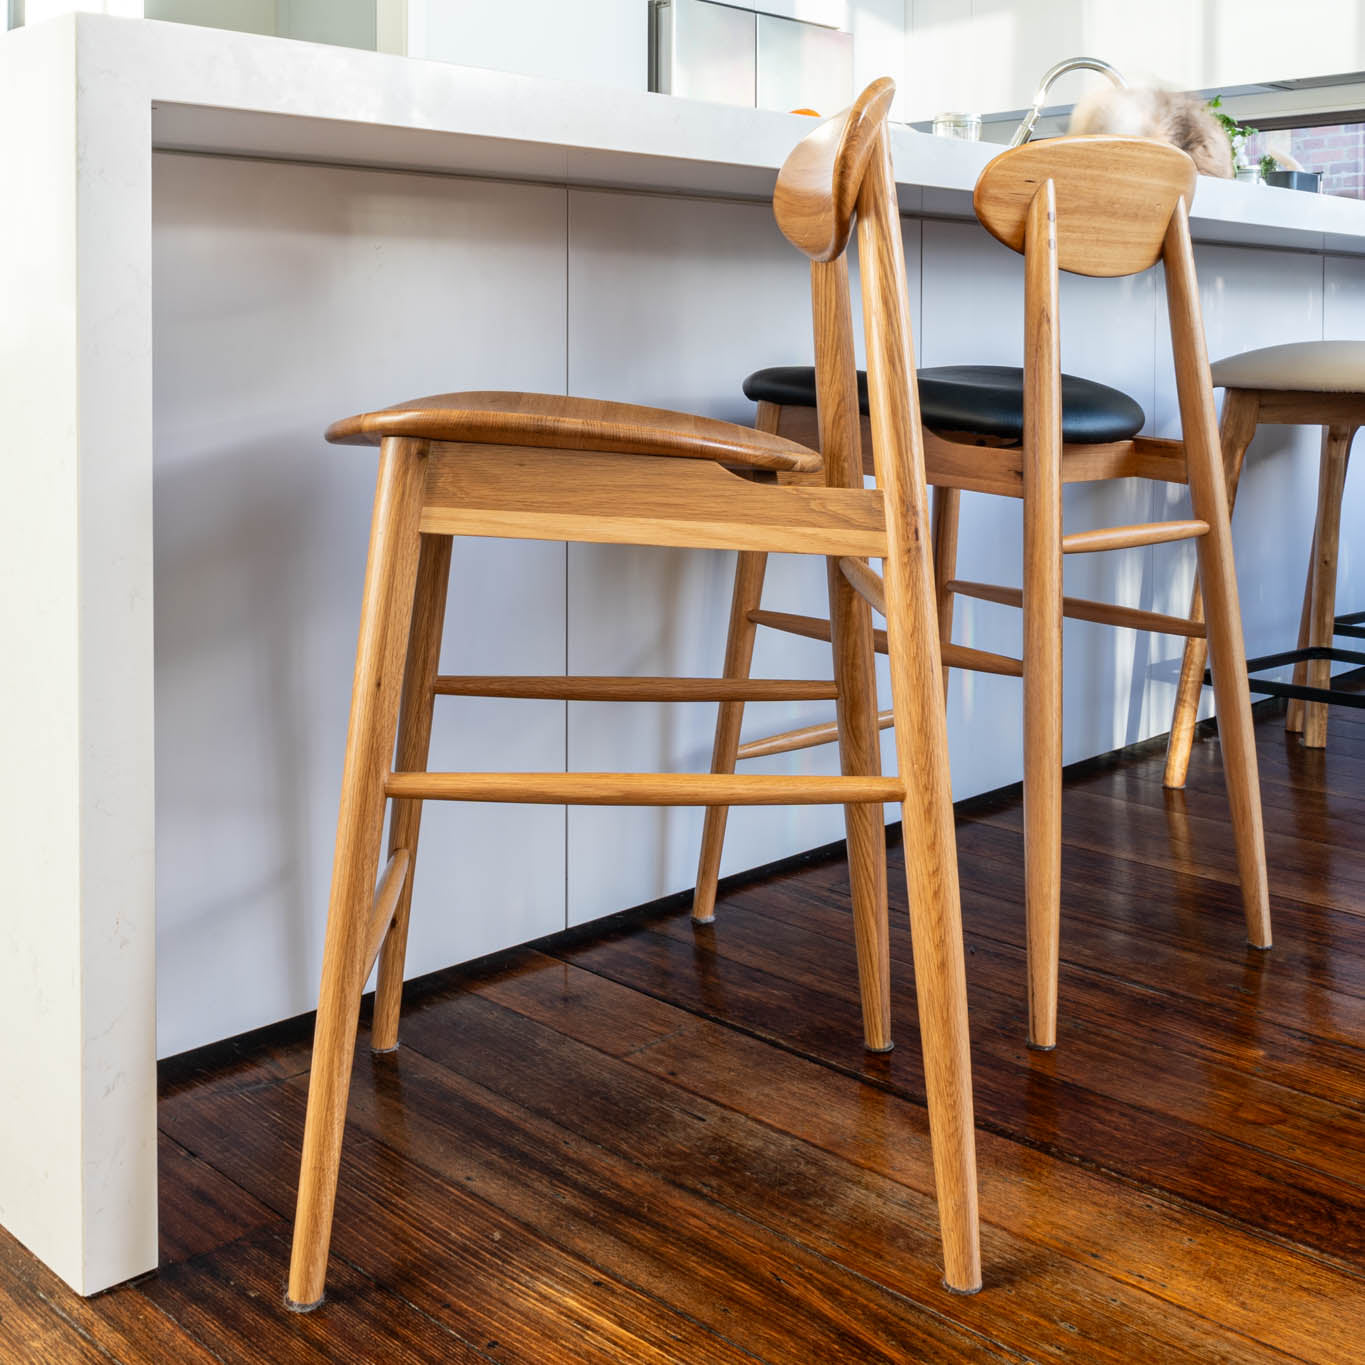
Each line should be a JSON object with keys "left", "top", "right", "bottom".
{"left": 749, "top": 607, "right": 1021, "bottom": 677}
{"left": 1061, "top": 519, "right": 1208, "bottom": 554}
{"left": 433, "top": 675, "right": 839, "bottom": 701}
{"left": 750, "top": 607, "right": 888, "bottom": 652}
{"left": 946, "top": 579, "right": 1207, "bottom": 639}
{"left": 383, "top": 771, "right": 905, "bottom": 805}
{"left": 738, "top": 711, "right": 894, "bottom": 759}
{"left": 944, "top": 642, "right": 1024, "bottom": 676}
{"left": 363, "top": 849, "right": 411, "bottom": 982}
{"left": 838, "top": 557, "right": 887, "bottom": 615}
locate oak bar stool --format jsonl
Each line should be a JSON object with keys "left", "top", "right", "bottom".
{"left": 1165, "top": 340, "right": 1365, "bottom": 783}
{"left": 287, "top": 79, "right": 982, "bottom": 1310}
{"left": 696, "top": 135, "right": 1272, "bottom": 1052}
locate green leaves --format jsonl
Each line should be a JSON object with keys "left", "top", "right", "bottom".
{"left": 1207, "top": 95, "right": 1257, "bottom": 165}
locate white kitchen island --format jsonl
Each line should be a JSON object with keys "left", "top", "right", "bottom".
{"left": 4, "top": 11, "right": 1365, "bottom": 1295}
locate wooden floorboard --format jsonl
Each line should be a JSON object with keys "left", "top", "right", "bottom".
{"left": 3, "top": 703, "right": 1364, "bottom": 1361}
{"left": 559, "top": 914, "right": 1365, "bottom": 1275}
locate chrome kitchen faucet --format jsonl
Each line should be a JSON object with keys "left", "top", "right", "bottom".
{"left": 1009, "top": 57, "right": 1127, "bottom": 147}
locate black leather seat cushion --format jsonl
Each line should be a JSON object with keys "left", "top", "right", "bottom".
{"left": 743, "top": 364, "right": 1145, "bottom": 445}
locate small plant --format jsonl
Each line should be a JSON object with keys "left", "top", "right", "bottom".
{"left": 1260, "top": 153, "right": 1278, "bottom": 180}
{"left": 1208, "top": 95, "right": 1258, "bottom": 168}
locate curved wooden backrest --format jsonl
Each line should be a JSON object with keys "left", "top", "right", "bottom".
{"left": 973, "top": 135, "right": 1197, "bottom": 278}
{"left": 774, "top": 77, "right": 896, "bottom": 262}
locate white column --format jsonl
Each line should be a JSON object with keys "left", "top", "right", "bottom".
{"left": 23, "top": 0, "right": 142, "bottom": 18}
{"left": 0, "top": 15, "right": 158, "bottom": 1293}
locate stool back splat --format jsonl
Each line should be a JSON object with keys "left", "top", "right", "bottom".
{"left": 693, "top": 134, "right": 1272, "bottom": 1055}
{"left": 973, "top": 134, "right": 1195, "bottom": 277}
{"left": 285, "top": 78, "right": 982, "bottom": 1312}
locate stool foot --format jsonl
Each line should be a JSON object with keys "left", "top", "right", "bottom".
{"left": 943, "top": 1278, "right": 983, "bottom": 1297}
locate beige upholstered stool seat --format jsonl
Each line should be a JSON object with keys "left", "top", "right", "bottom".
{"left": 1212, "top": 340, "right": 1365, "bottom": 392}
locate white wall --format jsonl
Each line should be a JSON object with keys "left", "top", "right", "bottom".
{"left": 23, "top": 0, "right": 141, "bottom": 18}
{"left": 408, "top": 1, "right": 913, "bottom": 110}
{"left": 143, "top": 0, "right": 275, "bottom": 33}
{"left": 276, "top": 0, "right": 376, "bottom": 48}
{"left": 24, "top": 0, "right": 1365, "bottom": 119}
{"left": 30, "top": 0, "right": 381, "bottom": 46}
{"left": 849, "top": 0, "right": 913, "bottom": 118}
{"left": 25, "top": 1, "right": 378, "bottom": 46}
{"left": 17, "top": 2, "right": 912, "bottom": 113}
{"left": 410, "top": 0, "right": 649, "bottom": 91}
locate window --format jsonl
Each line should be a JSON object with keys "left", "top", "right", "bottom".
{"left": 1245, "top": 122, "right": 1365, "bottom": 198}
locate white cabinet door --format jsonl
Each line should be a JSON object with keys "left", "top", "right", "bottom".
{"left": 152, "top": 156, "right": 571, "bottom": 1056}
{"left": 756, "top": 11, "right": 853, "bottom": 114}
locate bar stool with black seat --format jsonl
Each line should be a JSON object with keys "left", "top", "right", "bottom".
{"left": 286, "top": 78, "right": 982, "bottom": 1311}
{"left": 1165, "top": 340, "right": 1365, "bottom": 783}
{"left": 694, "top": 135, "right": 1272, "bottom": 1053}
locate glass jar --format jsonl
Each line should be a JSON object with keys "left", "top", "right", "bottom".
{"left": 932, "top": 112, "right": 983, "bottom": 141}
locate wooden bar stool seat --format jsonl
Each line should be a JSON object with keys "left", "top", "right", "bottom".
{"left": 327, "top": 388, "right": 825, "bottom": 470}
{"left": 1165, "top": 340, "right": 1365, "bottom": 777}
{"left": 744, "top": 363, "right": 1147, "bottom": 445}
{"left": 286, "top": 78, "right": 982, "bottom": 1313}
{"left": 695, "top": 135, "right": 1271, "bottom": 1055}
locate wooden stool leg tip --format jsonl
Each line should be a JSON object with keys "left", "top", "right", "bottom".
{"left": 1025, "top": 1040, "right": 1056, "bottom": 1054}
{"left": 1247, "top": 938, "right": 1273, "bottom": 953}
{"left": 942, "top": 1278, "right": 983, "bottom": 1297}
{"left": 691, "top": 913, "right": 716, "bottom": 927}
{"left": 371, "top": 1041, "right": 401, "bottom": 1055}
{"left": 285, "top": 1293, "right": 326, "bottom": 1314}
{"left": 864, "top": 1040, "right": 895, "bottom": 1054}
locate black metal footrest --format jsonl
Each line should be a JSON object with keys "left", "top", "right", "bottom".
{"left": 1202, "top": 613, "right": 1365, "bottom": 708}
{"left": 1332, "top": 608, "right": 1365, "bottom": 640}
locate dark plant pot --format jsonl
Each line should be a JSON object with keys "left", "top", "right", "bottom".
{"left": 1265, "top": 170, "right": 1322, "bottom": 193}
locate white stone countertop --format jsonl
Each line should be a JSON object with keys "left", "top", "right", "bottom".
{"left": 31, "top": 11, "right": 1360, "bottom": 256}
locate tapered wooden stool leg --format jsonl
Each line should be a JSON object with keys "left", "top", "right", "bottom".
{"left": 1164, "top": 390, "right": 1258, "bottom": 788}
{"left": 827, "top": 556, "right": 892, "bottom": 1051}
{"left": 932, "top": 486, "right": 961, "bottom": 700}
{"left": 288, "top": 438, "right": 429, "bottom": 1310}
{"left": 371, "top": 533, "right": 454, "bottom": 1052}
{"left": 1022, "top": 521, "right": 1062, "bottom": 1049}
{"left": 885, "top": 574, "right": 980, "bottom": 1292}
{"left": 856, "top": 139, "right": 979, "bottom": 1292}
{"left": 1284, "top": 527, "right": 1317, "bottom": 735}
{"left": 1165, "top": 209, "right": 1271, "bottom": 950}
{"left": 1302, "top": 426, "right": 1354, "bottom": 747}
{"left": 808, "top": 258, "right": 892, "bottom": 1050}
{"left": 1021, "top": 182, "right": 1063, "bottom": 1052}
{"left": 692, "top": 548, "right": 769, "bottom": 923}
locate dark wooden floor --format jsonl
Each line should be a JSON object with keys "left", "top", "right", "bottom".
{"left": 5, "top": 702, "right": 1365, "bottom": 1363}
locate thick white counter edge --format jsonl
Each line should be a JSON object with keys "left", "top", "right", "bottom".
{"left": 2, "top": 11, "right": 1365, "bottom": 1296}
{"left": 71, "top": 11, "right": 1365, "bottom": 253}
